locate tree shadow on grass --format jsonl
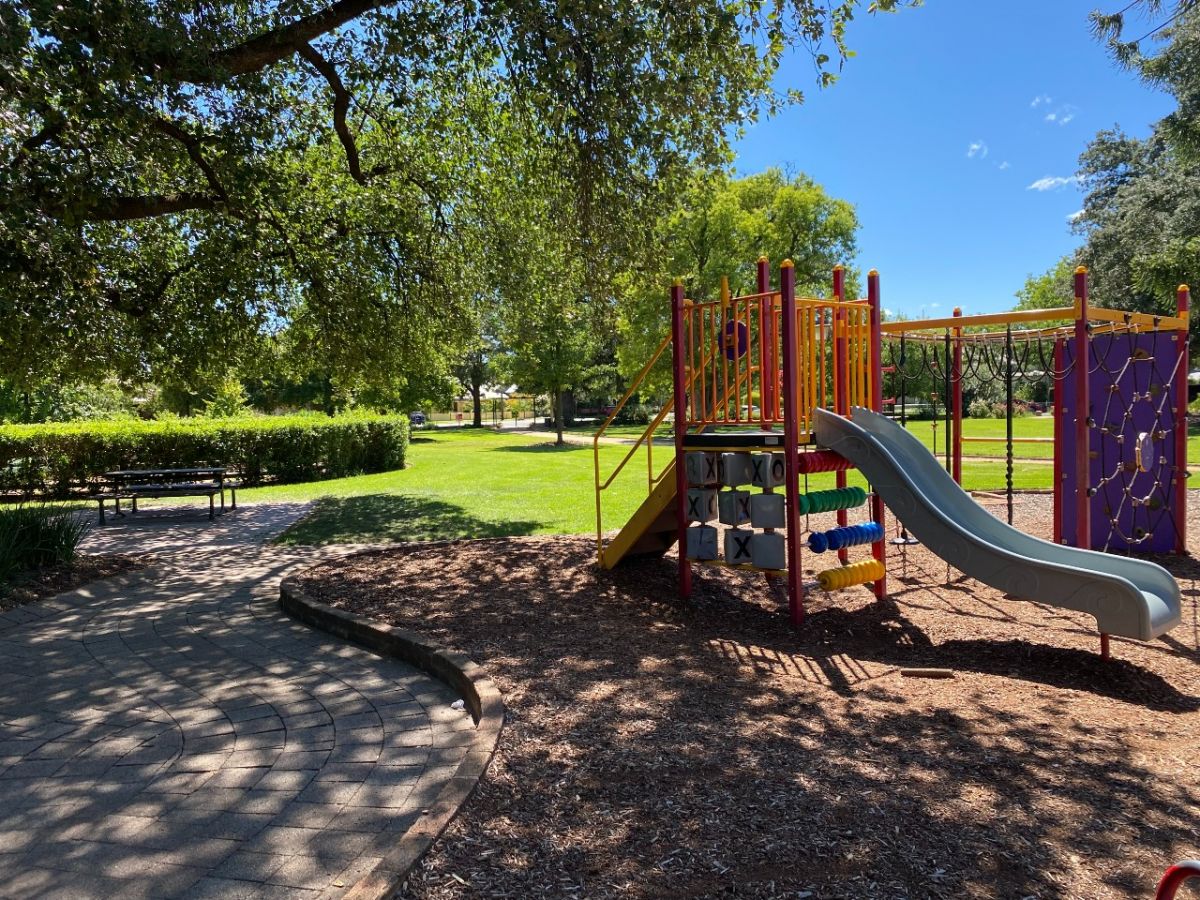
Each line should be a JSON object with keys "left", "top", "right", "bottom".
{"left": 275, "top": 493, "right": 541, "bottom": 545}
{"left": 490, "top": 442, "right": 590, "bottom": 453}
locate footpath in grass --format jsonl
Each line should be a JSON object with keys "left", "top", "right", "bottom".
{"left": 247, "top": 428, "right": 1058, "bottom": 546}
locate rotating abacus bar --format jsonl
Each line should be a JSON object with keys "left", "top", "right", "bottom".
{"left": 817, "top": 558, "right": 886, "bottom": 591}
{"left": 796, "top": 450, "right": 853, "bottom": 474}
{"left": 796, "top": 486, "right": 867, "bottom": 515}
{"left": 808, "top": 521, "right": 885, "bottom": 553}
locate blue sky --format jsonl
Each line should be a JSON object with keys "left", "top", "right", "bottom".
{"left": 732, "top": 0, "right": 1175, "bottom": 319}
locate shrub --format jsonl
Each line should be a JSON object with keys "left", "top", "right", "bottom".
{"left": 0, "top": 506, "right": 89, "bottom": 585}
{"left": 614, "top": 403, "right": 653, "bottom": 426}
{"left": 0, "top": 413, "right": 409, "bottom": 498}
{"left": 967, "top": 398, "right": 991, "bottom": 419}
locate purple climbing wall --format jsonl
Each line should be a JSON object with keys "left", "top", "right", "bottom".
{"left": 1060, "top": 331, "right": 1185, "bottom": 553}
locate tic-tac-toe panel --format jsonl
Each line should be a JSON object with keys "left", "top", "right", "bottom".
{"left": 719, "top": 453, "right": 754, "bottom": 487}
{"left": 751, "top": 532, "right": 786, "bottom": 570}
{"left": 686, "top": 525, "right": 719, "bottom": 560}
{"left": 724, "top": 529, "right": 755, "bottom": 565}
{"left": 685, "top": 452, "right": 719, "bottom": 487}
{"left": 751, "top": 453, "right": 786, "bottom": 488}
{"left": 717, "top": 489, "right": 752, "bottom": 526}
{"left": 686, "top": 488, "right": 718, "bottom": 523}
{"left": 750, "top": 492, "right": 786, "bottom": 529}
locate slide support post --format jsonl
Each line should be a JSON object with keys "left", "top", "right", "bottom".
{"left": 1073, "top": 266, "right": 1091, "bottom": 552}
{"left": 868, "top": 269, "right": 887, "bottom": 599}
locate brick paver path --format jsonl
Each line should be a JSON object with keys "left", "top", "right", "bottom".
{"left": 0, "top": 504, "right": 473, "bottom": 898}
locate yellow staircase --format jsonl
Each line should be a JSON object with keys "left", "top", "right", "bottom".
{"left": 598, "top": 463, "right": 678, "bottom": 569}
{"left": 594, "top": 331, "right": 727, "bottom": 570}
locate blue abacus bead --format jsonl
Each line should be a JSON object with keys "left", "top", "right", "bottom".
{"left": 866, "top": 522, "right": 883, "bottom": 542}
{"left": 809, "top": 532, "right": 828, "bottom": 553}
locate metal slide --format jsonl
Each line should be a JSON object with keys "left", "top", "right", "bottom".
{"left": 814, "top": 406, "right": 1181, "bottom": 641}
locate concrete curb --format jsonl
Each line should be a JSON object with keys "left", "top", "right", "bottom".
{"left": 279, "top": 569, "right": 504, "bottom": 900}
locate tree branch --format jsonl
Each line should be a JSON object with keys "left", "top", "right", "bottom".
{"left": 151, "top": 117, "right": 230, "bottom": 202}
{"left": 297, "top": 44, "right": 365, "bottom": 184}
{"left": 86, "top": 193, "right": 218, "bottom": 221}
{"left": 197, "top": 0, "right": 392, "bottom": 80}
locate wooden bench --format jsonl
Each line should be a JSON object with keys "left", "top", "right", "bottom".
{"left": 97, "top": 468, "right": 238, "bottom": 524}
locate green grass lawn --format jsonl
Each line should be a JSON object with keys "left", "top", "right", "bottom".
{"left": 137, "top": 417, "right": 1187, "bottom": 545}
{"left": 228, "top": 428, "right": 1058, "bottom": 545}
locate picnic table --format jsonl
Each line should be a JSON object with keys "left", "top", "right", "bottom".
{"left": 96, "top": 467, "right": 240, "bottom": 524}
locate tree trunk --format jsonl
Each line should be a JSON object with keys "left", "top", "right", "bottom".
{"left": 554, "top": 388, "right": 565, "bottom": 446}
{"left": 471, "top": 384, "right": 482, "bottom": 427}
{"left": 322, "top": 373, "right": 335, "bottom": 417}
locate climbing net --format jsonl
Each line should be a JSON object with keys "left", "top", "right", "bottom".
{"left": 1065, "top": 324, "right": 1188, "bottom": 553}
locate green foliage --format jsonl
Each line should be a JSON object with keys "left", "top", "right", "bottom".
{"left": 204, "top": 376, "right": 250, "bottom": 419}
{"left": 1075, "top": 5, "right": 1200, "bottom": 330}
{"left": 0, "top": 415, "right": 409, "bottom": 498}
{"left": 616, "top": 167, "right": 860, "bottom": 391}
{"left": 0, "top": 506, "right": 90, "bottom": 586}
{"left": 1014, "top": 256, "right": 1077, "bottom": 310}
{"left": 0, "top": 0, "right": 913, "bottom": 398}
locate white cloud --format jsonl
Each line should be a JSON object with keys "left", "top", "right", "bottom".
{"left": 966, "top": 140, "right": 988, "bottom": 159}
{"left": 1044, "top": 104, "right": 1078, "bottom": 126}
{"left": 1027, "top": 175, "right": 1080, "bottom": 192}
{"left": 1068, "top": 209, "right": 1085, "bottom": 222}
{"left": 1031, "top": 94, "right": 1052, "bottom": 108}
{"left": 998, "top": 161, "right": 1011, "bottom": 170}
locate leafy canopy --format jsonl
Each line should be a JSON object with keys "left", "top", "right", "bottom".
{"left": 1, "top": 0, "right": 912, "bottom": 395}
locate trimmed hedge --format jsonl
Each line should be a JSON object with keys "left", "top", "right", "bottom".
{"left": 0, "top": 414, "right": 409, "bottom": 498}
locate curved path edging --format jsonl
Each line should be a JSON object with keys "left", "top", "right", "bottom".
{"left": 279, "top": 568, "right": 504, "bottom": 900}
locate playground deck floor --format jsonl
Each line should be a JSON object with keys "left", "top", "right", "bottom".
{"left": 296, "top": 494, "right": 1200, "bottom": 900}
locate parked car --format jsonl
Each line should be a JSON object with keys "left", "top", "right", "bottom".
{"left": 409, "top": 411, "right": 426, "bottom": 426}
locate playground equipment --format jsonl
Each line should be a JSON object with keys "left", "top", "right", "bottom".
{"left": 881, "top": 270, "right": 1191, "bottom": 553}
{"left": 592, "top": 259, "right": 1186, "bottom": 652}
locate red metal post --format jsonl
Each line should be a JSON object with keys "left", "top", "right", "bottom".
{"left": 1174, "top": 284, "right": 1190, "bottom": 554}
{"left": 952, "top": 307, "right": 963, "bottom": 486}
{"left": 867, "top": 269, "right": 887, "bottom": 599}
{"left": 758, "top": 256, "right": 774, "bottom": 428}
{"left": 1075, "top": 267, "right": 1103, "bottom": 656}
{"left": 832, "top": 265, "right": 850, "bottom": 564}
{"left": 1053, "top": 338, "right": 1064, "bottom": 545}
{"left": 780, "top": 261, "right": 804, "bottom": 625}
{"left": 670, "top": 280, "right": 692, "bottom": 599}
{"left": 1073, "top": 266, "right": 1092, "bottom": 552}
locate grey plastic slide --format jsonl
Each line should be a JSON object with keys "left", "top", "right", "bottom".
{"left": 814, "top": 406, "right": 1181, "bottom": 641}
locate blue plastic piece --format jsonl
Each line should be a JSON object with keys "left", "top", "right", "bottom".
{"left": 807, "top": 521, "right": 884, "bottom": 553}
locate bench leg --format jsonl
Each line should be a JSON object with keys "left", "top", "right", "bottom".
{"left": 114, "top": 497, "right": 123, "bottom": 518}
{"left": 131, "top": 496, "right": 138, "bottom": 514}
{"left": 220, "top": 489, "right": 226, "bottom": 512}
{"left": 98, "top": 499, "right": 106, "bottom": 526}
{"left": 230, "top": 487, "right": 237, "bottom": 511}
{"left": 209, "top": 494, "right": 215, "bottom": 520}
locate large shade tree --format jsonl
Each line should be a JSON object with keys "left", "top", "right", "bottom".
{"left": 1, "top": 0, "right": 909, "bottom": 397}
{"left": 616, "top": 167, "right": 860, "bottom": 391}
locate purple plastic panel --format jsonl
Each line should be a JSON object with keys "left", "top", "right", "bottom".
{"left": 1060, "top": 332, "right": 1184, "bottom": 553}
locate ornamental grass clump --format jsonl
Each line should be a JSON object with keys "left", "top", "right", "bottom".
{"left": 0, "top": 506, "right": 90, "bottom": 586}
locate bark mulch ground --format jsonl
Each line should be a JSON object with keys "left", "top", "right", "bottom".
{"left": 0, "top": 554, "right": 141, "bottom": 610}
{"left": 296, "top": 493, "right": 1200, "bottom": 900}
